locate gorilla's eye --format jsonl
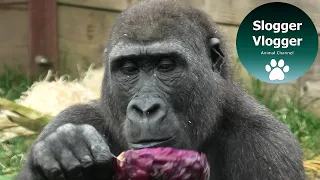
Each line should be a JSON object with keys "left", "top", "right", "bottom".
{"left": 157, "top": 59, "right": 176, "bottom": 72}
{"left": 121, "top": 61, "right": 139, "bottom": 75}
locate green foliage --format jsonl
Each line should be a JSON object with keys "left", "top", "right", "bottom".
{"left": 247, "top": 76, "right": 320, "bottom": 160}
{"left": 0, "top": 67, "right": 31, "bottom": 100}
{"left": 0, "top": 136, "right": 34, "bottom": 177}
{"left": 0, "top": 176, "right": 14, "bottom": 180}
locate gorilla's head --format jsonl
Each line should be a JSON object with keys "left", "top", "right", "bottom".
{"left": 101, "top": 0, "right": 231, "bottom": 151}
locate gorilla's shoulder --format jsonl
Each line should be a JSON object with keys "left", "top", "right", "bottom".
{"left": 57, "top": 100, "right": 103, "bottom": 119}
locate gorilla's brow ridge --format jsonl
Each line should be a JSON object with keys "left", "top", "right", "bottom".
{"left": 108, "top": 41, "right": 191, "bottom": 63}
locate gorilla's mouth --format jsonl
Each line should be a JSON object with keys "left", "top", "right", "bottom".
{"left": 129, "top": 135, "right": 177, "bottom": 149}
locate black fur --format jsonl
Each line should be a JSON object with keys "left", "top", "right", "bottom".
{"left": 17, "top": 0, "right": 305, "bottom": 179}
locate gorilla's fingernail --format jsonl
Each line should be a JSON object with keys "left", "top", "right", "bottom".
{"left": 82, "top": 155, "right": 92, "bottom": 162}
{"left": 81, "top": 155, "right": 93, "bottom": 168}
{"left": 82, "top": 161, "right": 94, "bottom": 168}
{"left": 49, "top": 168, "right": 64, "bottom": 180}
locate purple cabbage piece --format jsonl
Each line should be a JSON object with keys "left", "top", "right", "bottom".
{"left": 113, "top": 147, "right": 210, "bottom": 180}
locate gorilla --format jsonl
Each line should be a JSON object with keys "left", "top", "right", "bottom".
{"left": 17, "top": 0, "right": 305, "bottom": 179}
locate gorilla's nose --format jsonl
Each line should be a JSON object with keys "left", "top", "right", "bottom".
{"left": 127, "top": 96, "right": 167, "bottom": 123}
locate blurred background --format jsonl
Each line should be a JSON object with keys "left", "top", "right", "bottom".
{"left": 0, "top": 0, "right": 319, "bottom": 179}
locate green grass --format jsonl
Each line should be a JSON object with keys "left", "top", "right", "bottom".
{"left": 247, "top": 77, "right": 320, "bottom": 160}
{"left": 0, "top": 67, "right": 31, "bottom": 101}
{"left": 0, "top": 68, "right": 32, "bottom": 177}
{"left": 0, "top": 136, "right": 34, "bottom": 176}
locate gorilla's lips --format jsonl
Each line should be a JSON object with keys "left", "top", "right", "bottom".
{"left": 129, "top": 135, "right": 177, "bottom": 149}
{"left": 113, "top": 147, "right": 210, "bottom": 180}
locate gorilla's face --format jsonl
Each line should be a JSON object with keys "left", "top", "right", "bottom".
{"left": 108, "top": 41, "right": 193, "bottom": 150}
{"left": 102, "top": 1, "right": 226, "bottom": 151}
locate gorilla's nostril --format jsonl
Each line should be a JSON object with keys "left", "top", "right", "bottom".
{"left": 132, "top": 105, "right": 143, "bottom": 115}
{"left": 147, "top": 104, "right": 160, "bottom": 115}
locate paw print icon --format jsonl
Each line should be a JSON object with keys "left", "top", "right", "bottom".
{"left": 265, "top": 59, "right": 290, "bottom": 81}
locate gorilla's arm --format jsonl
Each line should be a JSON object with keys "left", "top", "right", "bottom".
{"left": 212, "top": 87, "right": 305, "bottom": 180}
{"left": 40, "top": 102, "right": 107, "bottom": 137}
{"left": 16, "top": 101, "right": 117, "bottom": 180}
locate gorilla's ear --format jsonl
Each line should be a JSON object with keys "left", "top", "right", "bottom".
{"left": 209, "top": 38, "right": 225, "bottom": 74}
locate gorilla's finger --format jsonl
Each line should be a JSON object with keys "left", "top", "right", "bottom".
{"left": 46, "top": 133, "right": 83, "bottom": 179}
{"left": 78, "top": 124, "right": 114, "bottom": 163}
{"left": 60, "top": 149, "right": 84, "bottom": 180}
{"left": 78, "top": 125, "right": 114, "bottom": 179}
{"left": 33, "top": 142, "right": 65, "bottom": 180}
{"left": 56, "top": 124, "right": 94, "bottom": 168}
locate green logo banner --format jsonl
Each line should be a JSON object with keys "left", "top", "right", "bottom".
{"left": 236, "top": 2, "right": 318, "bottom": 84}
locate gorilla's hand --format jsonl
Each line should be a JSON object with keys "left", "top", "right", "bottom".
{"left": 32, "top": 123, "right": 114, "bottom": 180}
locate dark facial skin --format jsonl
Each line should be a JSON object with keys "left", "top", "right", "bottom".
{"left": 17, "top": 0, "right": 305, "bottom": 180}
{"left": 107, "top": 40, "right": 212, "bottom": 150}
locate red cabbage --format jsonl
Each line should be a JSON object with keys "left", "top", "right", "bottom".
{"left": 113, "top": 147, "right": 210, "bottom": 180}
